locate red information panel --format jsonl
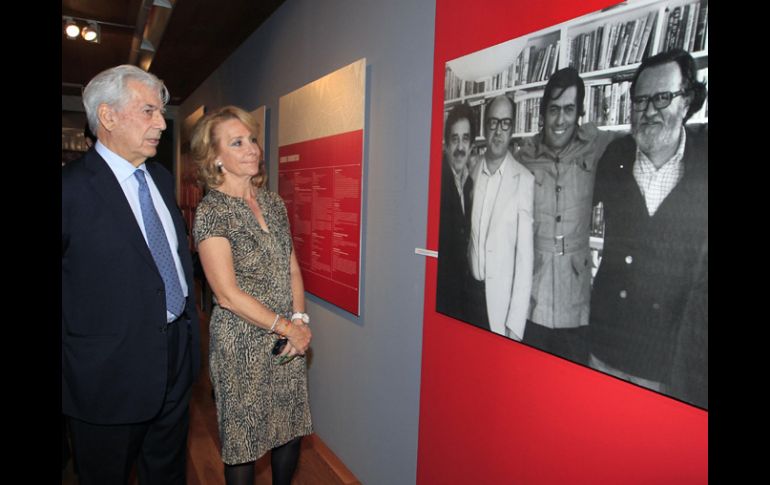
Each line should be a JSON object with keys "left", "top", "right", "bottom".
{"left": 278, "top": 130, "right": 363, "bottom": 315}
{"left": 278, "top": 58, "right": 366, "bottom": 315}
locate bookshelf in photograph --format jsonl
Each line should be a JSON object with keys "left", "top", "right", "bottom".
{"left": 442, "top": 0, "right": 708, "bottom": 276}
{"left": 443, "top": 0, "right": 708, "bottom": 142}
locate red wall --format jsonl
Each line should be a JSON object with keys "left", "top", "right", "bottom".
{"left": 417, "top": 1, "right": 708, "bottom": 483}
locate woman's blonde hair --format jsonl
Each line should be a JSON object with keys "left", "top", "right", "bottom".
{"left": 190, "top": 105, "right": 266, "bottom": 189}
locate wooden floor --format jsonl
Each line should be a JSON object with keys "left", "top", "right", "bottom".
{"left": 63, "top": 292, "right": 359, "bottom": 485}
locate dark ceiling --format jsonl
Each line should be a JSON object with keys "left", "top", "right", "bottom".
{"left": 62, "top": 0, "right": 287, "bottom": 105}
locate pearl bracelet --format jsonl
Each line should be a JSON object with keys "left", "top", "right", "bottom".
{"left": 269, "top": 313, "right": 281, "bottom": 333}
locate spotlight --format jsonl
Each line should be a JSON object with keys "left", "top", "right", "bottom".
{"left": 64, "top": 17, "right": 80, "bottom": 39}
{"left": 81, "top": 21, "right": 100, "bottom": 43}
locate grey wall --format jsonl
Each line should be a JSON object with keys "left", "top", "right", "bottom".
{"left": 179, "top": 1, "right": 436, "bottom": 483}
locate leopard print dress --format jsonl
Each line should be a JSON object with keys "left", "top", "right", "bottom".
{"left": 193, "top": 187, "right": 312, "bottom": 465}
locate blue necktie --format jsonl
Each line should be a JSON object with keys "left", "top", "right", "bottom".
{"left": 134, "top": 169, "right": 185, "bottom": 319}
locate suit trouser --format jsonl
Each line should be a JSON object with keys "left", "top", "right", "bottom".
{"left": 522, "top": 321, "right": 589, "bottom": 366}
{"left": 68, "top": 316, "right": 193, "bottom": 485}
{"left": 588, "top": 353, "right": 664, "bottom": 392}
{"left": 466, "top": 278, "right": 490, "bottom": 331}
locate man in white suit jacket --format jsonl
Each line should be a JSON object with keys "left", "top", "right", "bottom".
{"left": 467, "top": 94, "right": 534, "bottom": 340}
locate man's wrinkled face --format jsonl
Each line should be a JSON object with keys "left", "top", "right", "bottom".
{"left": 445, "top": 118, "right": 471, "bottom": 173}
{"left": 485, "top": 97, "right": 513, "bottom": 161}
{"left": 105, "top": 79, "right": 167, "bottom": 166}
{"left": 631, "top": 62, "right": 690, "bottom": 157}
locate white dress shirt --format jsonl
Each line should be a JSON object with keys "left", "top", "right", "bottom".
{"left": 469, "top": 157, "right": 506, "bottom": 281}
{"left": 633, "top": 127, "right": 686, "bottom": 216}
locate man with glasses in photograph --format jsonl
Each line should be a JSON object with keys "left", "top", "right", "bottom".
{"left": 467, "top": 94, "right": 534, "bottom": 339}
{"left": 588, "top": 49, "right": 708, "bottom": 407}
{"left": 516, "top": 67, "right": 618, "bottom": 365}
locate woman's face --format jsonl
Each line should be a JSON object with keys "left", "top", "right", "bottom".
{"left": 214, "top": 118, "right": 261, "bottom": 179}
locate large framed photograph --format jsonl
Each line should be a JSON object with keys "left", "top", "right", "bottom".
{"left": 435, "top": 0, "right": 708, "bottom": 408}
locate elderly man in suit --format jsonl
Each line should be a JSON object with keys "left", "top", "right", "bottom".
{"left": 62, "top": 65, "right": 201, "bottom": 484}
{"left": 467, "top": 94, "right": 534, "bottom": 339}
{"left": 589, "top": 49, "right": 708, "bottom": 407}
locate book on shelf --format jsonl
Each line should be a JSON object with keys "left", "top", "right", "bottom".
{"left": 470, "top": 103, "right": 484, "bottom": 139}
{"left": 683, "top": 2, "right": 697, "bottom": 53}
{"left": 569, "top": 8, "right": 659, "bottom": 74}
{"left": 635, "top": 11, "right": 657, "bottom": 64}
{"left": 663, "top": 6, "right": 681, "bottom": 51}
{"left": 627, "top": 19, "right": 641, "bottom": 64}
{"left": 614, "top": 20, "right": 632, "bottom": 67}
{"left": 581, "top": 73, "right": 634, "bottom": 127}
{"left": 512, "top": 89, "right": 543, "bottom": 134}
{"left": 520, "top": 45, "right": 532, "bottom": 86}
{"left": 662, "top": 0, "right": 708, "bottom": 53}
{"left": 693, "top": 0, "right": 708, "bottom": 52}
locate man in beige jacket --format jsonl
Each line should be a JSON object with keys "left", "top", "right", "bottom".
{"left": 467, "top": 94, "right": 534, "bottom": 340}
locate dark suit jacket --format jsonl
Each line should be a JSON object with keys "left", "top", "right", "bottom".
{"left": 436, "top": 158, "right": 473, "bottom": 321}
{"left": 62, "top": 148, "right": 201, "bottom": 424}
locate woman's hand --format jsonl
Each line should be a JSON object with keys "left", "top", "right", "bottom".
{"left": 278, "top": 340, "right": 299, "bottom": 360}
{"left": 285, "top": 320, "right": 312, "bottom": 354}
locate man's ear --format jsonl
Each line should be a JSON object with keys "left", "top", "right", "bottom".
{"left": 681, "top": 89, "right": 694, "bottom": 113}
{"left": 98, "top": 103, "right": 117, "bottom": 132}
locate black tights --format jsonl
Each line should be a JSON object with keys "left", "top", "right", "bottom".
{"left": 271, "top": 437, "right": 302, "bottom": 485}
{"left": 224, "top": 460, "right": 254, "bottom": 485}
{"left": 224, "top": 437, "right": 301, "bottom": 485}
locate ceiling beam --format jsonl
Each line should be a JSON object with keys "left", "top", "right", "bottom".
{"left": 129, "top": 0, "right": 176, "bottom": 71}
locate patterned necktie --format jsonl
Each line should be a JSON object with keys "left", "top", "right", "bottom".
{"left": 134, "top": 169, "right": 185, "bottom": 318}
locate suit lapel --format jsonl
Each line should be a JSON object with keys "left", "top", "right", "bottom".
{"left": 84, "top": 150, "right": 157, "bottom": 270}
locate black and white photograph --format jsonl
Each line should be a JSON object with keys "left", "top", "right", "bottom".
{"left": 435, "top": 0, "right": 708, "bottom": 408}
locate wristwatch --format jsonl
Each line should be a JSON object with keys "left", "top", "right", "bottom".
{"left": 290, "top": 312, "right": 310, "bottom": 324}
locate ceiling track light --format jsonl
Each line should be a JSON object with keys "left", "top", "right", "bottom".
{"left": 81, "top": 21, "right": 100, "bottom": 43}
{"left": 63, "top": 16, "right": 104, "bottom": 44}
{"left": 64, "top": 17, "right": 80, "bottom": 40}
